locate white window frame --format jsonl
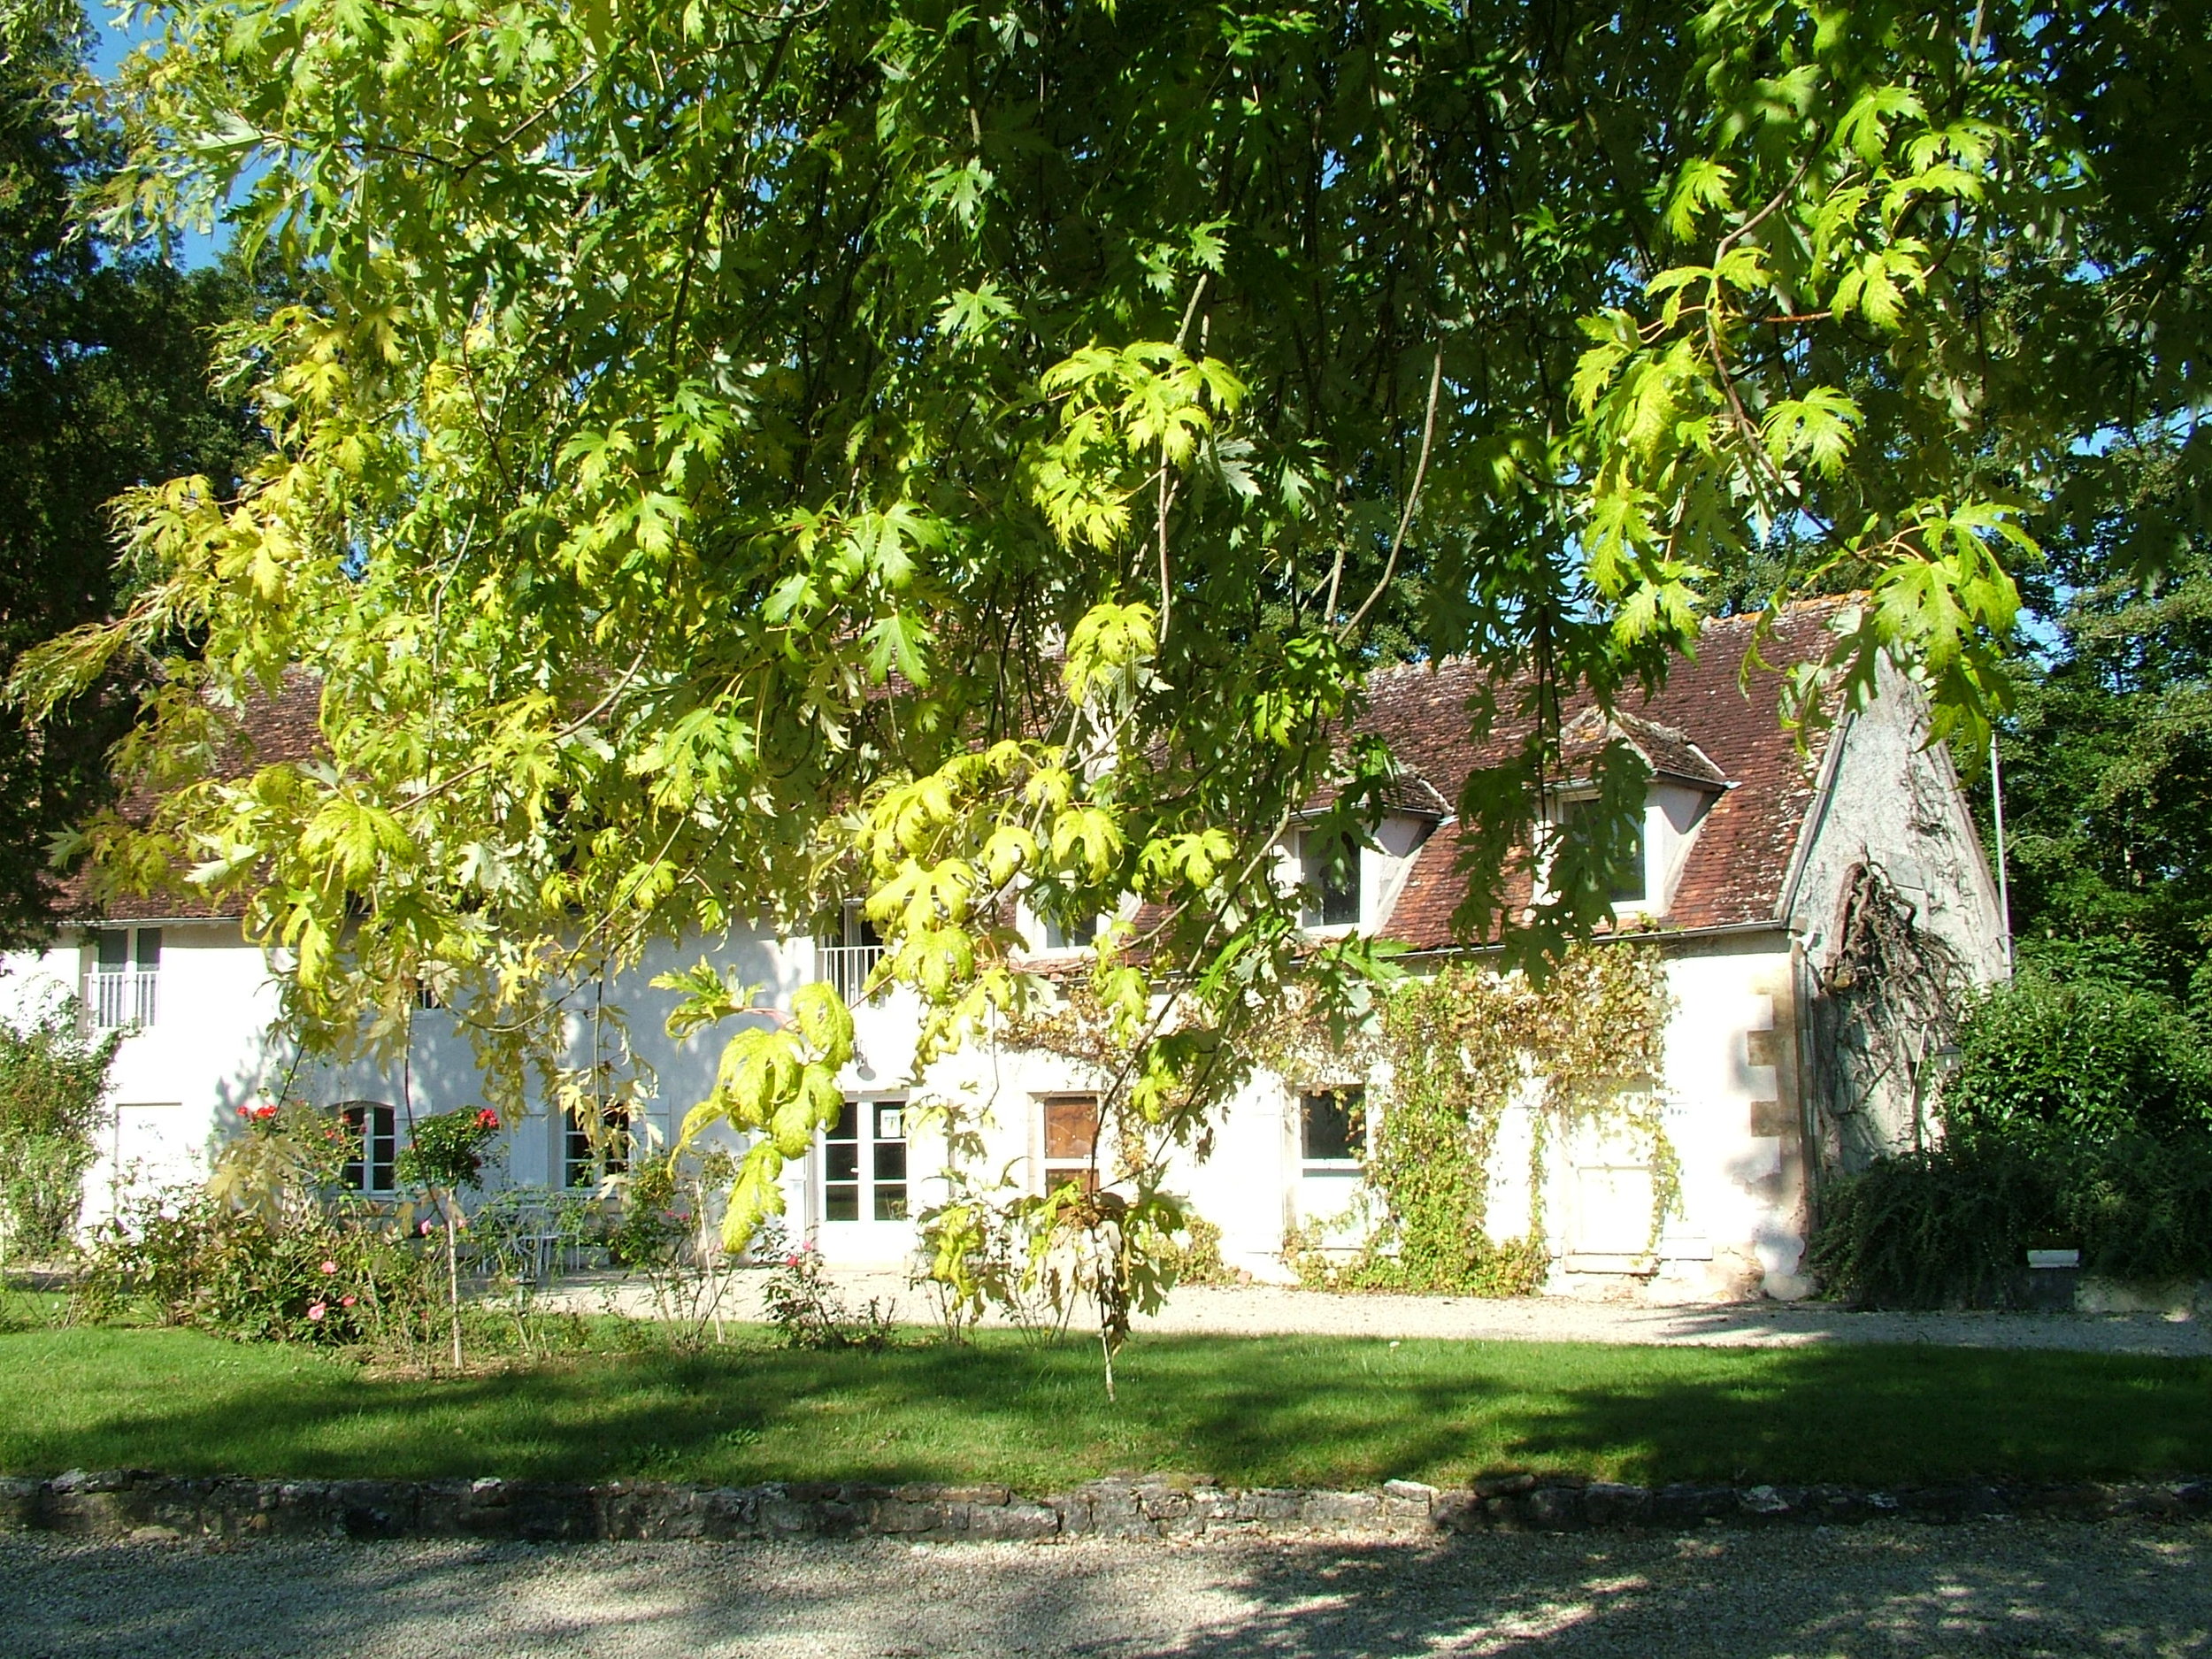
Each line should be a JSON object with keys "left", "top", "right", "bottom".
{"left": 87, "top": 927, "right": 161, "bottom": 1030}
{"left": 338, "top": 1102, "right": 398, "bottom": 1195}
{"left": 1540, "top": 791, "right": 1654, "bottom": 916}
{"left": 818, "top": 1094, "right": 910, "bottom": 1225}
{"left": 1298, "top": 1086, "right": 1369, "bottom": 1172}
{"left": 1294, "top": 830, "right": 1363, "bottom": 933}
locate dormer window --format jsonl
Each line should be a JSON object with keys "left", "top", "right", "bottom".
{"left": 1557, "top": 796, "right": 1648, "bottom": 905}
{"left": 1298, "top": 833, "right": 1362, "bottom": 928}
{"left": 1038, "top": 909, "right": 1105, "bottom": 952}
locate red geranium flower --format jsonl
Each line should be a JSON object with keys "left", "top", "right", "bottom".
{"left": 475, "top": 1109, "right": 500, "bottom": 1130}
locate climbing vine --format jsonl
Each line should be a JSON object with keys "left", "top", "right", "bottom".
{"left": 1283, "top": 944, "right": 1674, "bottom": 1295}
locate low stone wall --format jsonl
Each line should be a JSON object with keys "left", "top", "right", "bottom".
{"left": 3, "top": 1468, "right": 2208, "bottom": 1545}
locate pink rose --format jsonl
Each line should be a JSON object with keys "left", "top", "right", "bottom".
{"left": 340, "top": 1294, "right": 357, "bottom": 1308}
{"left": 420, "top": 1218, "right": 434, "bottom": 1235}
{"left": 307, "top": 1303, "right": 326, "bottom": 1322}
{"left": 320, "top": 1260, "right": 337, "bottom": 1274}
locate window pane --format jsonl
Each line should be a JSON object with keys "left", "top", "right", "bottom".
{"left": 1300, "top": 837, "right": 1360, "bottom": 926}
{"left": 1562, "top": 799, "right": 1647, "bottom": 903}
{"left": 1042, "top": 911, "right": 1100, "bottom": 950}
{"left": 96, "top": 930, "right": 128, "bottom": 970}
{"left": 826, "top": 1142, "right": 859, "bottom": 1184}
{"left": 368, "top": 1107, "right": 396, "bottom": 1193}
{"left": 1302, "top": 1089, "right": 1365, "bottom": 1162}
{"left": 826, "top": 1100, "right": 858, "bottom": 1142}
{"left": 874, "top": 1102, "right": 903, "bottom": 1142}
{"left": 825, "top": 1184, "right": 859, "bottom": 1221}
{"left": 1043, "top": 1096, "right": 1096, "bottom": 1160}
{"left": 1610, "top": 819, "right": 1647, "bottom": 902}
{"left": 134, "top": 929, "right": 162, "bottom": 969}
{"left": 340, "top": 1106, "right": 365, "bottom": 1191}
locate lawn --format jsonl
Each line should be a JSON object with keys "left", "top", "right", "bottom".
{"left": 3, "top": 1310, "right": 2208, "bottom": 1493}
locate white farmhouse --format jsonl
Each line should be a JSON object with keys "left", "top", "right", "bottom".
{"left": 1, "top": 599, "right": 2007, "bottom": 1301}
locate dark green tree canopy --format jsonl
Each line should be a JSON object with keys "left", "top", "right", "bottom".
{"left": 0, "top": 0, "right": 256, "bottom": 947}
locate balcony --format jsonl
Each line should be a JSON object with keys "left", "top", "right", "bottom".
{"left": 813, "top": 943, "right": 886, "bottom": 1006}
{"left": 90, "top": 970, "right": 158, "bottom": 1031}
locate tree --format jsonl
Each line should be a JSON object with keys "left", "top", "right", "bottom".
{"left": 0, "top": 0, "right": 257, "bottom": 947}
{"left": 1985, "top": 538, "right": 2212, "bottom": 1010}
{"left": 14, "top": 0, "right": 2208, "bottom": 1300}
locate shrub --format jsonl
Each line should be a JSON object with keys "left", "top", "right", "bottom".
{"left": 0, "top": 996, "right": 117, "bottom": 1259}
{"left": 76, "top": 1190, "right": 442, "bottom": 1346}
{"left": 1158, "top": 1214, "right": 1234, "bottom": 1286}
{"left": 2059, "top": 1133, "right": 2212, "bottom": 1282}
{"left": 1943, "top": 973, "right": 2212, "bottom": 1144}
{"left": 396, "top": 1107, "right": 503, "bottom": 1192}
{"left": 1808, "top": 1142, "right": 2059, "bottom": 1309}
{"left": 761, "top": 1237, "right": 893, "bottom": 1349}
{"left": 1810, "top": 1134, "right": 2212, "bottom": 1307}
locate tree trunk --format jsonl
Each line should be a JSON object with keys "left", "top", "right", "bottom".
{"left": 444, "top": 1193, "right": 462, "bottom": 1371}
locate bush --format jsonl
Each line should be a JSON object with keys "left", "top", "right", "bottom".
{"left": 760, "top": 1235, "right": 894, "bottom": 1349}
{"left": 1809, "top": 1134, "right": 2212, "bottom": 1307}
{"left": 1808, "top": 1142, "right": 2059, "bottom": 1309}
{"left": 1944, "top": 973, "right": 2212, "bottom": 1144}
{"left": 0, "top": 997, "right": 118, "bottom": 1259}
{"left": 396, "top": 1107, "right": 503, "bottom": 1191}
{"left": 76, "top": 1190, "right": 442, "bottom": 1346}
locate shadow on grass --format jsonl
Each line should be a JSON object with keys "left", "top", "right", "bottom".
{"left": 6, "top": 1520, "right": 2211, "bottom": 1658}
{"left": 5, "top": 1321, "right": 2212, "bottom": 1493}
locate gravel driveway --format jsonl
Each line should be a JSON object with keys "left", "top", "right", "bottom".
{"left": 15, "top": 1523, "right": 2209, "bottom": 1658}
{"left": 550, "top": 1271, "right": 2212, "bottom": 1358}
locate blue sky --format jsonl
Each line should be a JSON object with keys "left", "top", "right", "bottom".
{"left": 86, "top": 3, "right": 227, "bottom": 269}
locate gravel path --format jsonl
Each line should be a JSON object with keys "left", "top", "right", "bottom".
{"left": 12, "top": 1523, "right": 2209, "bottom": 1657}
{"left": 549, "top": 1270, "right": 2212, "bottom": 1358}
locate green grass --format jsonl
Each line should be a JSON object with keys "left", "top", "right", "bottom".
{"left": 3, "top": 1310, "right": 2208, "bottom": 1492}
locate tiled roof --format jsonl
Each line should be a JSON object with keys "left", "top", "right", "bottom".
{"left": 1559, "top": 707, "right": 1728, "bottom": 790}
{"left": 58, "top": 605, "right": 1850, "bottom": 945}
{"left": 1365, "top": 600, "right": 1850, "bottom": 949}
{"left": 58, "top": 670, "right": 323, "bottom": 926}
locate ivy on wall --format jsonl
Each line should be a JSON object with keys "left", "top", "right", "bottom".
{"left": 1282, "top": 944, "right": 1674, "bottom": 1295}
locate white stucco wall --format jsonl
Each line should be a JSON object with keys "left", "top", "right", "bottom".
{"left": 2, "top": 921, "right": 289, "bottom": 1226}
{"left": 1786, "top": 659, "right": 2008, "bottom": 983}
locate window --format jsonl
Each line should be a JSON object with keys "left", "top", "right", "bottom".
{"left": 563, "top": 1102, "right": 632, "bottom": 1190}
{"left": 815, "top": 902, "right": 884, "bottom": 1004}
{"left": 1040, "top": 910, "right": 1104, "bottom": 951}
{"left": 822, "top": 1095, "right": 908, "bottom": 1222}
{"left": 340, "top": 1103, "right": 397, "bottom": 1194}
{"left": 1557, "top": 797, "right": 1647, "bottom": 904}
{"left": 1041, "top": 1094, "right": 1100, "bottom": 1194}
{"left": 89, "top": 927, "right": 160, "bottom": 1029}
{"left": 1301, "top": 1087, "right": 1367, "bottom": 1165}
{"left": 1298, "top": 834, "right": 1361, "bottom": 928}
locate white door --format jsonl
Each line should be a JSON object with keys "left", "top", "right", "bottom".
{"left": 107, "top": 1102, "right": 200, "bottom": 1212}
{"left": 812, "top": 1094, "right": 913, "bottom": 1261}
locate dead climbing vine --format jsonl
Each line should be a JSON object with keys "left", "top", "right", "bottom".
{"left": 1813, "top": 861, "right": 1973, "bottom": 1167}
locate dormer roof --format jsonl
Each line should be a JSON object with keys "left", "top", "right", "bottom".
{"left": 1365, "top": 598, "right": 1853, "bottom": 949}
